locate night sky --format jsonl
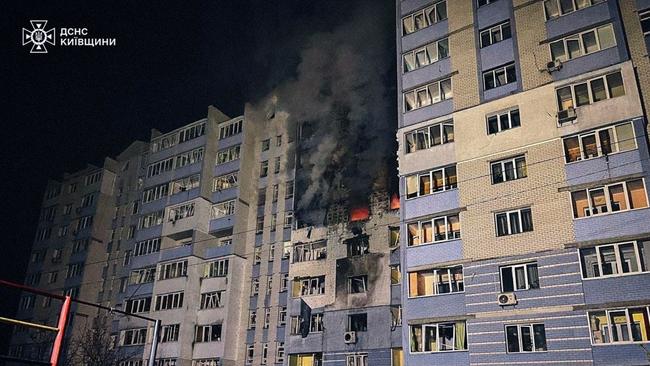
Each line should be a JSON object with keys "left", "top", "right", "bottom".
{"left": 0, "top": 0, "right": 396, "bottom": 352}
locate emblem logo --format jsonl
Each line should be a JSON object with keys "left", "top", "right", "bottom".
{"left": 22, "top": 20, "right": 55, "bottom": 53}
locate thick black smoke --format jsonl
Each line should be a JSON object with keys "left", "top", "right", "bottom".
{"left": 249, "top": 2, "right": 396, "bottom": 210}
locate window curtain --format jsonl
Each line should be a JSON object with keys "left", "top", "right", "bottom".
{"left": 455, "top": 322, "right": 466, "bottom": 350}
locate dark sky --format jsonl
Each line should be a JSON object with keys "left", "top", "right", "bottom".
{"left": 0, "top": 0, "right": 396, "bottom": 353}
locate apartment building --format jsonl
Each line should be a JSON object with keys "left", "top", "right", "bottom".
{"left": 284, "top": 193, "right": 401, "bottom": 366}
{"left": 8, "top": 140, "right": 148, "bottom": 362}
{"left": 396, "top": 1, "right": 650, "bottom": 365}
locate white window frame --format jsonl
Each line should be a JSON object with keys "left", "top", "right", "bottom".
{"left": 543, "top": 0, "right": 606, "bottom": 20}
{"left": 587, "top": 306, "right": 650, "bottom": 345}
{"left": 490, "top": 156, "right": 527, "bottom": 184}
{"left": 404, "top": 120, "right": 454, "bottom": 154}
{"left": 495, "top": 208, "right": 533, "bottom": 236}
{"left": 154, "top": 292, "right": 184, "bottom": 311}
{"left": 479, "top": 21, "right": 511, "bottom": 48}
{"left": 409, "top": 321, "right": 467, "bottom": 353}
{"left": 483, "top": 63, "right": 516, "bottom": 90}
{"left": 406, "top": 214, "right": 461, "bottom": 246}
{"left": 500, "top": 262, "right": 539, "bottom": 292}
{"left": 216, "top": 145, "right": 241, "bottom": 165}
{"left": 211, "top": 200, "right": 236, "bottom": 219}
{"left": 486, "top": 108, "right": 520, "bottom": 134}
{"left": 402, "top": 37, "right": 449, "bottom": 73}
{"left": 549, "top": 24, "right": 616, "bottom": 62}
{"left": 401, "top": 1, "right": 448, "bottom": 36}
{"left": 219, "top": 118, "right": 243, "bottom": 140}
{"left": 579, "top": 241, "right": 648, "bottom": 280}
{"left": 571, "top": 178, "right": 649, "bottom": 219}
{"left": 205, "top": 259, "right": 229, "bottom": 278}
{"left": 407, "top": 266, "right": 464, "bottom": 298}
{"left": 158, "top": 260, "right": 188, "bottom": 280}
{"left": 213, "top": 171, "right": 238, "bottom": 191}
{"left": 505, "top": 324, "right": 547, "bottom": 353}
{"left": 346, "top": 354, "right": 368, "bottom": 366}
{"left": 405, "top": 165, "right": 457, "bottom": 199}
{"left": 563, "top": 121, "right": 637, "bottom": 163}
{"left": 403, "top": 78, "right": 452, "bottom": 112}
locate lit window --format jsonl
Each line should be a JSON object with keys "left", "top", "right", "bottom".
{"left": 408, "top": 266, "right": 464, "bottom": 297}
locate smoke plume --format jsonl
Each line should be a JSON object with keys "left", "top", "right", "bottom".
{"left": 249, "top": 2, "right": 396, "bottom": 210}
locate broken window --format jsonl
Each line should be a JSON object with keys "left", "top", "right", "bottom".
{"left": 261, "top": 139, "right": 270, "bottom": 151}
{"left": 391, "top": 265, "right": 401, "bottom": 285}
{"left": 348, "top": 275, "right": 368, "bottom": 294}
{"left": 310, "top": 314, "right": 324, "bottom": 332}
{"left": 213, "top": 171, "right": 238, "bottom": 191}
{"left": 402, "top": 38, "right": 449, "bottom": 72}
{"left": 408, "top": 266, "right": 464, "bottom": 297}
{"left": 168, "top": 203, "right": 195, "bottom": 222}
{"left": 211, "top": 200, "right": 235, "bottom": 219}
{"left": 219, "top": 118, "right": 243, "bottom": 140}
{"left": 195, "top": 324, "right": 222, "bottom": 343}
{"left": 401, "top": 1, "right": 447, "bottom": 35}
{"left": 500, "top": 262, "right": 539, "bottom": 292}
{"left": 216, "top": 145, "right": 241, "bottom": 165}
{"left": 292, "top": 276, "right": 325, "bottom": 297}
{"left": 403, "top": 78, "right": 452, "bottom": 112}
{"left": 293, "top": 241, "right": 327, "bottom": 263}
{"left": 389, "top": 227, "right": 400, "bottom": 249}
{"left": 200, "top": 291, "right": 223, "bottom": 309}
{"left": 346, "top": 235, "right": 369, "bottom": 257}
{"left": 348, "top": 314, "right": 368, "bottom": 332}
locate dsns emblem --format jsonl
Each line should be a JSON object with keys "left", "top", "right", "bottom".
{"left": 22, "top": 20, "right": 55, "bottom": 53}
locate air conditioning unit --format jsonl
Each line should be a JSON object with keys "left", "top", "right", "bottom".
{"left": 557, "top": 107, "right": 577, "bottom": 124}
{"left": 343, "top": 331, "right": 357, "bottom": 344}
{"left": 546, "top": 59, "right": 562, "bottom": 72}
{"left": 497, "top": 293, "right": 517, "bottom": 306}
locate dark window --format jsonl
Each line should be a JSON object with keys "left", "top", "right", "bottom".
{"left": 348, "top": 314, "right": 368, "bottom": 332}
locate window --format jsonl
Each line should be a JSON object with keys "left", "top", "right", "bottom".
{"left": 213, "top": 171, "right": 238, "bottom": 191}
{"left": 483, "top": 63, "right": 516, "bottom": 90}
{"left": 66, "top": 262, "right": 84, "bottom": 278}
{"left": 216, "top": 145, "right": 241, "bottom": 165}
{"left": 544, "top": 0, "right": 606, "bottom": 20}
{"left": 403, "top": 78, "right": 452, "bottom": 111}
{"left": 402, "top": 38, "right": 449, "bottom": 72}
{"left": 348, "top": 314, "right": 367, "bottom": 332}
{"left": 288, "top": 354, "right": 322, "bottom": 366}
{"left": 272, "top": 184, "right": 279, "bottom": 202}
{"left": 390, "top": 227, "right": 400, "bottom": 249}
{"left": 260, "top": 161, "right": 269, "bottom": 178}
{"left": 500, "top": 263, "right": 539, "bottom": 292}
{"left": 478, "top": 0, "right": 498, "bottom": 6}
{"left": 251, "top": 278, "right": 260, "bottom": 296}
{"left": 192, "top": 359, "right": 220, "bottom": 366}
{"left": 134, "top": 238, "right": 161, "bottom": 256}
{"left": 151, "top": 132, "right": 177, "bottom": 153}
{"left": 35, "top": 228, "right": 51, "bottom": 241}
{"left": 168, "top": 203, "right": 194, "bottom": 222}
{"left": 571, "top": 179, "right": 648, "bottom": 218}
{"left": 346, "top": 354, "right": 367, "bottom": 366}
{"left": 402, "top": 1, "right": 447, "bottom": 35}
{"left": 147, "top": 157, "right": 174, "bottom": 177}
{"left": 487, "top": 108, "right": 520, "bottom": 134}
{"left": 495, "top": 208, "right": 533, "bottom": 236}
{"left": 557, "top": 71, "right": 625, "bottom": 115}
{"left": 57, "top": 225, "right": 68, "bottom": 238}
{"left": 158, "top": 260, "right": 187, "bottom": 280}
{"left": 130, "top": 267, "right": 156, "bottom": 284}
{"left": 80, "top": 193, "right": 94, "bottom": 208}
{"left": 249, "top": 310, "right": 257, "bottom": 329}
{"left": 286, "top": 181, "right": 295, "bottom": 199}
{"left": 279, "top": 307, "right": 287, "bottom": 326}
{"left": 64, "top": 287, "right": 79, "bottom": 298}
{"left": 563, "top": 122, "right": 636, "bottom": 163}
{"left": 125, "top": 297, "right": 151, "bottom": 314}
{"left": 171, "top": 174, "right": 200, "bottom": 194}
{"left": 63, "top": 204, "right": 72, "bottom": 215}
{"left": 45, "top": 184, "right": 61, "bottom": 199}
{"left": 264, "top": 308, "right": 271, "bottom": 328}
{"left": 261, "top": 343, "right": 268, "bottom": 364}
{"left": 19, "top": 295, "right": 35, "bottom": 310}
{"left": 276, "top": 342, "right": 285, "bottom": 363}
{"left": 211, "top": 200, "right": 236, "bottom": 219}
{"left": 67, "top": 183, "right": 77, "bottom": 194}
{"left": 491, "top": 156, "right": 527, "bottom": 184}
{"left": 179, "top": 122, "right": 206, "bottom": 144}
{"left": 258, "top": 188, "right": 267, "bottom": 206}
{"left": 505, "top": 324, "right": 547, "bottom": 352}
{"left": 47, "top": 271, "right": 58, "bottom": 284}
{"left": 266, "top": 275, "right": 273, "bottom": 294}
{"left": 408, "top": 266, "right": 464, "bottom": 297}
{"left": 274, "top": 157, "right": 281, "bottom": 174}
{"left": 407, "top": 214, "right": 461, "bottom": 246}
{"left": 121, "top": 328, "right": 147, "bottom": 346}
{"left": 261, "top": 139, "right": 270, "bottom": 151}
{"left": 269, "top": 244, "right": 276, "bottom": 262}
{"left": 120, "top": 361, "right": 144, "bottom": 366}
{"left": 219, "top": 118, "right": 243, "bottom": 139}
{"left": 175, "top": 147, "right": 204, "bottom": 169}
{"left": 282, "top": 241, "right": 291, "bottom": 259}
{"left": 580, "top": 240, "right": 650, "bottom": 278}
{"left": 195, "top": 324, "right": 222, "bottom": 342}
{"left": 160, "top": 324, "right": 180, "bottom": 342}
{"left": 256, "top": 216, "right": 264, "bottom": 233}
{"left": 205, "top": 259, "right": 229, "bottom": 278}
{"left": 480, "top": 21, "right": 511, "bottom": 48}
{"left": 550, "top": 24, "right": 615, "bottom": 63}
{"left": 343, "top": 235, "right": 368, "bottom": 257}
{"left": 404, "top": 121, "right": 454, "bottom": 153}
{"left": 270, "top": 214, "right": 277, "bottom": 232}
{"left": 284, "top": 211, "right": 294, "bottom": 228}
{"left": 588, "top": 306, "right": 650, "bottom": 344}
{"left": 280, "top": 273, "right": 289, "bottom": 292}
{"left": 254, "top": 247, "right": 262, "bottom": 265}
{"left": 391, "top": 305, "right": 403, "bottom": 327}
{"left": 155, "top": 359, "right": 177, "bottom": 366}
{"left": 155, "top": 292, "right": 184, "bottom": 311}
{"left": 84, "top": 171, "right": 101, "bottom": 186}
{"left": 348, "top": 276, "right": 368, "bottom": 293}
{"left": 391, "top": 265, "right": 402, "bottom": 285}
{"left": 293, "top": 241, "right": 327, "bottom": 263}
{"left": 139, "top": 210, "right": 164, "bottom": 229}
{"left": 246, "top": 345, "right": 254, "bottom": 364}
{"left": 292, "top": 276, "right": 326, "bottom": 297}
{"left": 405, "top": 165, "right": 457, "bottom": 199}
{"left": 77, "top": 215, "right": 93, "bottom": 230}
{"left": 409, "top": 321, "right": 467, "bottom": 352}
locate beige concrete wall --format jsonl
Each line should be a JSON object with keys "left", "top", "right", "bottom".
{"left": 448, "top": 0, "right": 480, "bottom": 111}
{"left": 513, "top": 0, "right": 553, "bottom": 91}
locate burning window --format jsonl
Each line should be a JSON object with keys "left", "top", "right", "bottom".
{"left": 346, "top": 235, "right": 369, "bottom": 257}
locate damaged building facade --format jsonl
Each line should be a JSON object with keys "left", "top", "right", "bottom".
{"left": 396, "top": 0, "right": 650, "bottom": 366}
